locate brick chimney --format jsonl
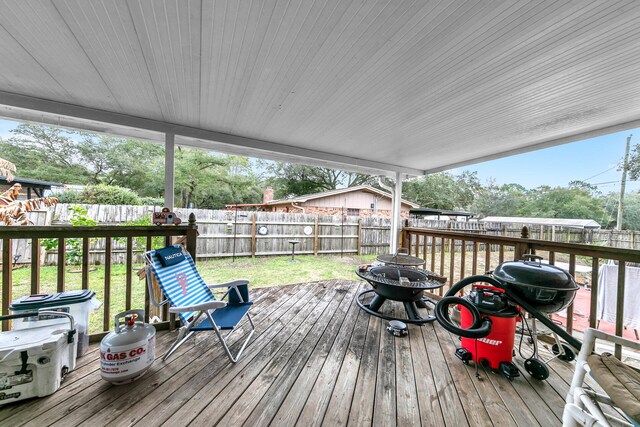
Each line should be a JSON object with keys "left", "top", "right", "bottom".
{"left": 263, "top": 187, "right": 274, "bottom": 203}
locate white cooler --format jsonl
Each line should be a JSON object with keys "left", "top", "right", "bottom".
{"left": 10, "top": 290, "right": 101, "bottom": 357}
{"left": 0, "top": 312, "right": 77, "bottom": 405}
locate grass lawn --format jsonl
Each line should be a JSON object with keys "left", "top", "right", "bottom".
{"left": 5, "top": 248, "right": 592, "bottom": 334}
{"left": 6, "top": 254, "right": 377, "bottom": 333}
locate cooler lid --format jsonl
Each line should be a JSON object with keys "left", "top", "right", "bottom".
{"left": 10, "top": 290, "right": 96, "bottom": 310}
{"left": 0, "top": 325, "right": 69, "bottom": 352}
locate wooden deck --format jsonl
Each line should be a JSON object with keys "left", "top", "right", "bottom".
{"left": 0, "top": 280, "right": 580, "bottom": 426}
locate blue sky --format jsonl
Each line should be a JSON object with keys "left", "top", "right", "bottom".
{"left": 0, "top": 118, "right": 636, "bottom": 194}
{"left": 452, "top": 128, "right": 639, "bottom": 194}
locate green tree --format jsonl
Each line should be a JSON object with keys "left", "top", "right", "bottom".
{"left": 174, "top": 149, "right": 263, "bottom": 208}
{"left": 265, "top": 163, "right": 374, "bottom": 198}
{"left": 470, "top": 182, "right": 530, "bottom": 217}
{"left": 403, "top": 171, "right": 481, "bottom": 210}
{"left": 0, "top": 124, "right": 165, "bottom": 194}
{"left": 1, "top": 124, "right": 90, "bottom": 184}
{"left": 598, "top": 192, "right": 640, "bottom": 230}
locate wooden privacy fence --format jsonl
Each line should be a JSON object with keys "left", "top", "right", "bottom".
{"left": 8, "top": 203, "right": 640, "bottom": 265}
{"left": 12, "top": 205, "right": 390, "bottom": 265}
{"left": 401, "top": 226, "right": 640, "bottom": 359}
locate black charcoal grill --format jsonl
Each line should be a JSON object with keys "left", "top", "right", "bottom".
{"left": 355, "top": 265, "right": 445, "bottom": 324}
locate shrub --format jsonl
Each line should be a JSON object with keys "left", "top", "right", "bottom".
{"left": 50, "top": 189, "right": 79, "bottom": 204}
{"left": 78, "top": 184, "right": 142, "bottom": 205}
{"left": 140, "top": 196, "right": 164, "bottom": 206}
{"left": 41, "top": 205, "right": 98, "bottom": 265}
{"left": 115, "top": 214, "right": 164, "bottom": 250}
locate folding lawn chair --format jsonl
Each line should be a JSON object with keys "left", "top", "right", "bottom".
{"left": 144, "top": 245, "right": 255, "bottom": 363}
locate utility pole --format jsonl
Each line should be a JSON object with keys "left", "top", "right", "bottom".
{"left": 617, "top": 134, "right": 633, "bottom": 230}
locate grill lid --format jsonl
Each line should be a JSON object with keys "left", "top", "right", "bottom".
{"left": 492, "top": 256, "right": 579, "bottom": 291}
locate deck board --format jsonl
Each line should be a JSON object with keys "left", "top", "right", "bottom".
{"left": 1, "top": 280, "right": 581, "bottom": 427}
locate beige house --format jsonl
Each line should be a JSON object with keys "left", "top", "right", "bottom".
{"left": 261, "top": 185, "right": 418, "bottom": 217}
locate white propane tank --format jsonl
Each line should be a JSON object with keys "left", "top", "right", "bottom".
{"left": 100, "top": 310, "right": 155, "bottom": 384}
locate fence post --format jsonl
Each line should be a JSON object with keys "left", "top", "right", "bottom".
{"left": 186, "top": 213, "right": 198, "bottom": 261}
{"left": 357, "top": 219, "right": 362, "bottom": 255}
{"left": 251, "top": 213, "right": 256, "bottom": 258}
{"left": 314, "top": 216, "right": 319, "bottom": 256}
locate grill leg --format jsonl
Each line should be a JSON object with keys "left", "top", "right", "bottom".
{"left": 403, "top": 302, "right": 421, "bottom": 320}
{"left": 368, "top": 294, "right": 386, "bottom": 312}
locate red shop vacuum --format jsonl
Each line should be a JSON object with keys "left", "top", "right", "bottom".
{"left": 435, "top": 255, "right": 582, "bottom": 381}
{"left": 455, "top": 285, "right": 521, "bottom": 379}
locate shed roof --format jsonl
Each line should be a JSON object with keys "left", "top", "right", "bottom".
{"left": 0, "top": 2, "right": 639, "bottom": 176}
{"left": 0, "top": 176, "right": 65, "bottom": 189}
{"left": 480, "top": 216, "right": 601, "bottom": 229}
{"left": 409, "top": 208, "right": 476, "bottom": 218}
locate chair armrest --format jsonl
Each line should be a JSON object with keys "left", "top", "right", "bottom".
{"left": 168, "top": 300, "right": 226, "bottom": 313}
{"left": 588, "top": 328, "right": 640, "bottom": 352}
{"left": 583, "top": 328, "right": 640, "bottom": 355}
{"left": 207, "top": 279, "right": 250, "bottom": 289}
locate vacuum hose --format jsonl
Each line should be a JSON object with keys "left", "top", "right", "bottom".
{"left": 434, "top": 275, "right": 503, "bottom": 339}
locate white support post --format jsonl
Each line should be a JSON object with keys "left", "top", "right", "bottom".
{"left": 390, "top": 171, "right": 403, "bottom": 254}
{"left": 164, "top": 133, "right": 175, "bottom": 209}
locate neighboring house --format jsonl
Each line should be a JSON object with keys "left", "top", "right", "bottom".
{"left": 228, "top": 185, "right": 419, "bottom": 218}
{"left": 0, "top": 177, "right": 65, "bottom": 200}
{"left": 480, "top": 216, "right": 601, "bottom": 229}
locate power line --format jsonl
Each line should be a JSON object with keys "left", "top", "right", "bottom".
{"left": 581, "top": 165, "right": 618, "bottom": 182}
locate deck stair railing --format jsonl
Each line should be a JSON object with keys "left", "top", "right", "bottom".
{"left": 0, "top": 214, "right": 198, "bottom": 334}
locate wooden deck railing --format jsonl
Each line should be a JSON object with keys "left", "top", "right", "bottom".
{"left": 0, "top": 214, "right": 198, "bottom": 334}
{"left": 401, "top": 226, "right": 640, "bottom": 358}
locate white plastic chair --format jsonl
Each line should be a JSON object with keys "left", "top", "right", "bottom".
{"left": 145, "top": 245, "right": 255, "bottom": 363}
{"left": 563, "top": 328, "right": 640, "bottom": 426}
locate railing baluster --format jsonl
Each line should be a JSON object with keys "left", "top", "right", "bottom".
{"left": 615, "top": 260, "right": 626, "bottom": 359}
{"left": 422, "top": 236, "right": 427, "bottom": 270}
{"left": 548, "top": 251, "right": 555, "bottom": 265}
{"left": 430, "top": 236, "right": 436, "bottom": 272}
{"left": 484, "top": 242, "right": 491, "bottom": 273}
{"left": 145, "top": 236, "right": 152, "bottom": 323}
{"left": 125, "top": 236, "right": 133, "bottom": 311}
{"left": 103, "top": 237, "right": 112, "bottom": 332}
{"left": 449, "top": 239, "right": 456, "bottom": 289}
{"left": 163, "top": 235, "right": 171, "bottom": 326}
{"left": 460, "top": 240, "right": 466, "bottom": 280}
{"left": 57, "top": 238, "right": 65, "bottom": 292}
{"left": 498, "top": 244, "right": 504, "bottom": 264}
{"left": 589, "top": 257, "right": 599, "bottom": 329}
{"left": 439, "top": 238, "right": 445, "bottom": 295}
{"left": 81, "top": 237, "right": 90, "bottom": 290}
{"left": 30, "top": 238, "right": 40, "bottom": 294}
{"left": 2, "top": 239, "right": 12, "bottom": 331}
{"left": 472, "top": 242, "right": 478, "bottom": 275}
{"left": 566, "top": 254, "right": 576, "bottom": 334}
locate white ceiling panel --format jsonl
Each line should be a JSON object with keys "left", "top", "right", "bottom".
{"left": 0, "top": 0, "right": 640, "bottom": 176}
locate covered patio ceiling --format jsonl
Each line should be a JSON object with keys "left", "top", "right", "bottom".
{"left": 1, "top": 1, "right": 640, "bottom": 177}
